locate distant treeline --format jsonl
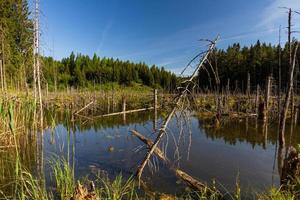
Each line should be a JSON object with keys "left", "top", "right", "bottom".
{"left": 42, "top": 54, "right": 177, "bottom": 91}
{"left": 198, "top": 40, "right": 299, "bottom": 93}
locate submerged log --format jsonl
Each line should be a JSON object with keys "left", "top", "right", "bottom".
{"left": 175, "top": 169, "right": 208, "bottom": 192}
{"left": 131, "top": 130, "right": 167, "bottom": 162}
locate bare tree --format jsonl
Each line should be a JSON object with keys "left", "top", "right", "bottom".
{"left": 33, "top": 0, "right": 43, "bottom": 128}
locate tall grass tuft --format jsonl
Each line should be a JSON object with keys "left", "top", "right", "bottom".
{"left": 17, "top": 169, "right": 50, "bottom": 200}
{"left": 258, "top": 188, "right": 295, "bottom": 200}
{"left": 51, "top": 158, "right": 75, "bottom": 199}
{"left": 97, "top": 174, "right": 137, "bottom": 200}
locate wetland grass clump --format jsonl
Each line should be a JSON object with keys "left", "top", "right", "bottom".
{"left": 15, "top": 169, "right": 50, "bottom": 200}
{"left": 96, "top": 174, "right": 137, "bottom": 200}
{"left": 258, "top": 188, "right": 294, "bottom": 200}
{"left": 51, "top": 158, "right": 75, "bottom": 199}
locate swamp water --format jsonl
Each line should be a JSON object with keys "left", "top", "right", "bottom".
{"left": 3, "top": 109, "right": 300, "bottom": 198}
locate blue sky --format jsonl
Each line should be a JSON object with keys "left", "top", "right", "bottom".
{"left": 37, "top": 0, "right": 300, "bottom": 73}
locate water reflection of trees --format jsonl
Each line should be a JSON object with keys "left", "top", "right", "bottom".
{"left": 52, "top": 111, "right": 159, "bottom": 132}
{"left": 198, "top": 117, "right": 300, "bottom": 149}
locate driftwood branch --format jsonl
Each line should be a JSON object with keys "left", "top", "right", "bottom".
{"left": 135, "top": 36, "right": 219, "bottom": 181}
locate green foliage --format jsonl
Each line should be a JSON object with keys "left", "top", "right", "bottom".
{"left": 0, "top": 0, "right": 33, "bottom": 89}
{"left": 297, "top": 144, "right": 300, "bottom": 153}
{"left": 17, "top": 170, "right": 50, "bottom": 200}
{"left": 258, "top": 188, "right": 294, "bottom": 200}
{"left": 42, "top": 54, "right": 178, "bottom": 92}
{"left": 198, "top": 41, "right": 298, "bottom": 93}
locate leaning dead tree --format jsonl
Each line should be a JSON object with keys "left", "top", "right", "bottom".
{"left": 135, "top": 36, "right": 219, "bottom": 181}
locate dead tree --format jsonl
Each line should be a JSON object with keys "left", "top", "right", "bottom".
{"left": 278, "top": 26, "right": 282, "bottom": 119}
{"left": 255, "top": 85, "right": 260, "bottom": 116}
{"left": 246, "top": 72, "right": 250, "bottom": 97}
{"left": 0, "top": 25, "right": 6, "bottom": 93}
{"left": 135, "top": 36, "right": 219, "bottom": 181}
{"left": 264, "top": 75, "right": 271, "bottom": 122}
{"left": 279, "top": 43, "right": 299, "bottom": 146}
{"left": 34, "top": 0, "right": 43, "bottom": 128}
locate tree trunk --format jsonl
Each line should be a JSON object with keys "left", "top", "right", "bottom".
{"left": 279, "top": 43, "right": 299, "bottom": 146}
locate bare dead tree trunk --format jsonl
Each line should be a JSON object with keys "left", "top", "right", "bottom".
{"left": 264, "top": 76, "right": 271, "bottom": 122}
{"left": 226, "top": 78, "right": 230, "bottom": 94}
{"left": 278, "top": 26, "right": 282, "bottom": 119}
{"left": 0, "top": 60, "right": 3, "bottom": 92}
{"left": 247, "top": 72, "right": 250, "bottom": 97}
{"left": 288, "top": 8, "right": 294, "bottom": 118}
{"left": 255, "top": 84, "right": 260, "bottom": 116}
{"left": 288, "top": 9, "right": 292, "bottom": 69}
{"left": 35, "top": 0, "right": 43, "bottom": 129}
{"left": 153, "top": 89, "right": 158, "bottom": 130}
{"left": 279, "top": 43, "right": 299, "bottom": 146}
{"left": 135, "top": 37, "right": 219, "bottom": 181}
{"left": 33, "top": 3, "right": 38, "bottom": 125}
{"left": 1, "top": 26, "right": 6, "bottom": 93}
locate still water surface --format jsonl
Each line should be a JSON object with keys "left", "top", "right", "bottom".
{"left": 43, "top": 111, "right": 299, "bottom": 196}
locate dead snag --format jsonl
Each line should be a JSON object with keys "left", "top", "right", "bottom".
{"left": 279, "top": 43, "right": 299, "bottom": 146}
{"left": 264, "top": 75, "right": 271, "bottom": 122}
{"left": 135, "top": 37, "right": 219, "bottom": 181}
{"left": 255, "top": 85, "right": 260, "bottom": 117}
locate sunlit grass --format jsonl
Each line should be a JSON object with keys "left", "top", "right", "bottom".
{"left": 51, "top": 158, "right": 75, "bottom": 199}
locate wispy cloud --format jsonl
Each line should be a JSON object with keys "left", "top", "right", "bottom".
{"left": 258, "top": 0, "right": 300, "bottom": 29}
{"left": 116, "top": 22, "right": 216, "bottom": 61}
{"left": 96, "top": 19, "right": 114, "bottom": 53}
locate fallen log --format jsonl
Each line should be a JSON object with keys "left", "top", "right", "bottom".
{"left": 74, "top": 101, "right": 94, "bottom": 115}
{"left": 94, "top": 107, "right": 154, "bottom": 118}
{"left": 131, "top": 130, "right": 218, "bottom": 195}
{"left": 131, "top": 130, "right": 168, "bottom": 162}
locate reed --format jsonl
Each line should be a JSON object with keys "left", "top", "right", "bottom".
{"left": 51, "top": 158, "right": 75, "bottom": 199}
{"left": 96, "top": 174, "right": 137, "bottom": 200}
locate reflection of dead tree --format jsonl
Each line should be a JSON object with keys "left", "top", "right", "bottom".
{"left": 206, "top": 50, "right": 221, "bottom": 125}
{"left": 134, "top": 36, "right": 219, "bottom": 181}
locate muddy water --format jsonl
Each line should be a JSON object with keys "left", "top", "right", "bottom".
{"left": 43, "top": 111, "right": 300, "bottom": 197}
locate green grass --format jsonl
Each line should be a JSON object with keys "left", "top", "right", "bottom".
{"left": 96, "top": 174, "right": 137, "bottom": 200}
{"left": 51, "top": 158, "right": 75, "bottom": 199}
{"left": 258, "top": 188, "right": 295, "bottom": 200}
